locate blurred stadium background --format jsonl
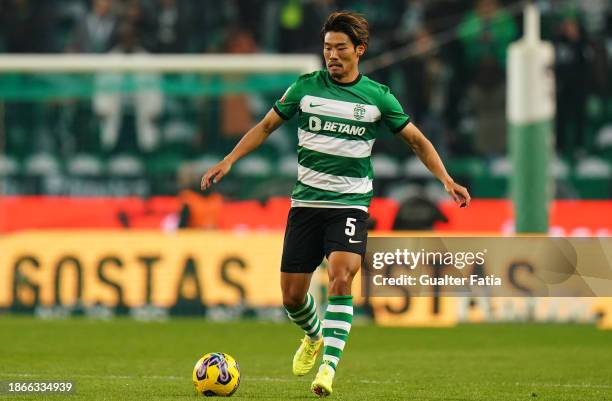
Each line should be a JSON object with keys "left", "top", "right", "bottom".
{"left": 1, "top": 0, "right": 612, "bottom": 346}
{"left": 1, "top": 1, "right": 612, "bottom": 399}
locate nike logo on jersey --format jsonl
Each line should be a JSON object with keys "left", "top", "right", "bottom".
{"left": 332, "top": 330, "right": 347, "bottom": 337}
{"left": 348, "top": 238, "right": 362, "bottom": 244}
{"left": 310, "top": 103, "right": 325, "bottom": 108}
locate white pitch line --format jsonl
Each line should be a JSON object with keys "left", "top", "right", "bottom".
{"left": 0, "top": 372, "right": 394, "bottom": 384}
{"left": 514, "top": 382, "right": 612, "bottom": 390}
{"left": 4, "top": 373, "right": 609, "bottom": 389}
{"left": 0, "top": 373, "right": 288, "bottom": 382}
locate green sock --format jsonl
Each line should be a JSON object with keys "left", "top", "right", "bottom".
{"left": 320, "top": 295, "right": 353, "bottom": 375}
{"left": 284, "top": 292, "right": 322, "bottom": 340}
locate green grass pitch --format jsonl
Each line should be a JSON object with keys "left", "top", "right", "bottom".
{"left": 1, "top": 316, "right": 611, "bottom": 400}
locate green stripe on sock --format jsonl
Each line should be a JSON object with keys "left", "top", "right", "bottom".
{"left": 284, "top": 293, "right": 321, "bottom": 340}
{"left": 320, "top": 296, "right": 353, "bottom": 375}
{"left": 328, "top": 295, "right": 353, "bottom": 305}
{"left": 323, "top": 358, "right": 338, "bottom": 370}
{"left": 324, "top": 311, "right": 352, "bottom": 322}
{"left": 293, "top": 309, "right": 316, "bottom": 326}
{"left": 290, "top": 306, "right": 312, "bottom": 320}
{"left": 287, "top": 293, "right": 313, "bottom": 316}
{"left": 301, "top": 315, "right": 319, "bottom": 332}
{"left": 322, "top": 345, "right": 342, "bottom": 358}
{"left": 309, "top": 320, "right": 321, "bottom": 336}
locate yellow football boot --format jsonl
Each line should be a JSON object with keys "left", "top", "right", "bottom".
{"left": 292, "top": 336, "right": 323, "bottom": 376}
{"left": 311, "top": 363, "right": 334, "bottom": 397}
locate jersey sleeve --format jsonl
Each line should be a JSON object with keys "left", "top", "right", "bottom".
{"left": 273, "top": 79, "right": 303, "bottom": 120}
{"left": 379, "top": 87, "right": 411, "bottom": 134}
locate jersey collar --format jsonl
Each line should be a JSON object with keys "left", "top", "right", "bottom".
{"left": 327, "top": 71, "right": 362, "bottom": 87}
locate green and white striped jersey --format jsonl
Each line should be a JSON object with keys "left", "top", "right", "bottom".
{"left": 273, "top": 70, "right": 410, "bottom": 211}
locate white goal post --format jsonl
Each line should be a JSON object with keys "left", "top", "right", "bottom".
{"left": 0, "top": 54, "right": 321, "bottom": 74}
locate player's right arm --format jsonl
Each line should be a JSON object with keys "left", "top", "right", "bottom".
{"left": 200, "top": 109, "right": 284, "bottom": 190}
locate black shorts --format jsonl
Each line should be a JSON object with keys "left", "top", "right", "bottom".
{"left": 280, "top": 207, "right": 369, "bottom": 274}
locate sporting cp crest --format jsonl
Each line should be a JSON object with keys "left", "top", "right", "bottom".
{"left": 353, "top": 104, "right": 366, "bottom": 120}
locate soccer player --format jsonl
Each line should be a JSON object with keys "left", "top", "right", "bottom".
{"left": 201, "top": 11, "right": 471, "bottom": 397}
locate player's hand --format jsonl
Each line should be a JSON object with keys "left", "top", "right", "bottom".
{"left": 444, "top": 180, "right": 471, "bottom": 208}
{"left": 201, "top": 159, "right": 232, "bottom": 191}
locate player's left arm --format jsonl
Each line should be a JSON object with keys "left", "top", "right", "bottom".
{"left": 397, "top": 122, "right": 471, "bottom": 208}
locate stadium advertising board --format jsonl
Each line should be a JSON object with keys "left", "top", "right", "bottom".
{"left": 0, "top": 231, "right": 458, "bottom": 325}
{"left": 1, "top": 232, "right": 610, "bottom": 327}
{"left": 0, "top": 231, "right": 284, "bottom": 314}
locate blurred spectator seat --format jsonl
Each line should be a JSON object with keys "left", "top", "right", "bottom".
{"left": 403, "top": 157, "right": 431, "bottom": 179}
{"left": 371, "top": 154, "right": 400, "bottom": 179}
{"left": 107, "top": 154, "right": 144, "bottom": 176}
{"left": 447, "top": 158, "right": 486, "bottom": 180}
{"left": 234, "top": 155, "right": 273, "bottom": 177}
{"left": 147, "top": 152, "right": 183, "bottom": 175}
{"left": 25, "top": 153, "right": 60, "bottom": 175}
{"left": 595, "top": 125, "right": 612, "bottom": 151}
{"left": 490, "top": 155, "right": 569, "bottom": 179}
{"left": 551, "top": 157, "right": 570, "bottom": 179}
{"left": 573, "top": 156, "right": 611, "bottom": 198}
{"left": 67, "top": 153, "right": 103, "bottom": 176}
{"left": 490, "top": 156, "right": 511, "bottom": 177}
{"left": 248, "top": 176, "right": 295, "bottom": 200}
{"left": 425, "top": 181, "right": 451, "bottom": 202}
{"left": 0, "top": 155, "right": 19, "bottom": 176}
{"left": 575, "top": 157, "right": 611, "bottom": 178}
{"left": 177, "top": 154, "right": 221, "bottom": 189}
{"left": 193, "top": 154, "right": 222, "bottom": 172}
{"left": 386, "top": 183, "right": 426, "bottom": 203}
{"left": 278, "top": 155, "right": 298, "bottom": 177}
{"left": 163, "top": 119, "right": 195, "bottom": 152}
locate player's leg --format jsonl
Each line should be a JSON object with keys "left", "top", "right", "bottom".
{"left": 312, "top": 209, "right": 368, "bottom": 396}
{"left": 280, "top": 207, "right": 326, "bottom": 376}
{"left": 281, "top": 272, "right": 321, "bottom": 340}
{"left": 311, "top": 251, "right": 360, "bottom": 396}
{"left": 321, "top": 251, "right": 360, "bottom": 366}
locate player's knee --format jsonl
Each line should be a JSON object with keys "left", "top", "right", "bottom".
{"left": 282, "top": 292, "right": 306, "bottom": 310}
{"left": 328, "top": 273, "right": 353, "bottom": 296}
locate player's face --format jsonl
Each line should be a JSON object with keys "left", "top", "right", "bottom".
{"left": 323, "top": 32, "right": 364, "bottom": 80}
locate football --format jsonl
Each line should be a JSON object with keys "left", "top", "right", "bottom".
{"left": 193, "top": 352, "right": 241, "bottom": 397}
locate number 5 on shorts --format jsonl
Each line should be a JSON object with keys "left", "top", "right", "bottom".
{"left": 345, "top": 217, "right": 356, "bottom": 237}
